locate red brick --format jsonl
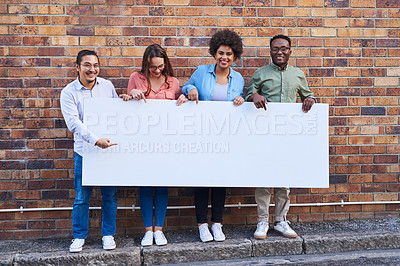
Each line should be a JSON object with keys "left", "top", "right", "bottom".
{"left": 10, "top": 26, "right": 37, "bottom": 35}
{"left": 257, "top": 28, "right": 283, "bottom": 37}
{"left": 66, "top": 6, "right": 92, "bottom": 15}
{"left": 363, "top": 48, "right": 387, "bottom": 57}
{"left": 41, "top": 169, "right": 69, "bottom": 179}
{"left": 244, "top": 0, "right": 269, "bottom": 6}
{"left": 334, "top": 126, "right": 358, "bottom": 135}
{"left": 23, "top": 37, "right": 50, "bottom": 46}
{"left": 296, "top": 194, "right": 323, "bottom": 203}
{"left": 0, "top": 58, "right": 23, "bottom": 67}
{"left": 54, "top": 159, "right": 73, "bottom": 169}
{"left": 231, "top": 7, "right": 256, "bottom": 16}
{"left": 78, "top": 17, "right": 106, "bottom": 26}
{"left": 325, "top": 39, "right": 350, "bottom": 47}
{"left": 14, "top": 190, "right": 41, "bottom": 200}
{"left": 375, "top": 211, "right": 400, "bottom": 218}
{"left": 258, "top": 8, "right": 283, "bottom": 17}
{"left": 298, "top": 214, "right": 323, "bottom": 222}
{"left": 0, "top": 36, "right": 22, "bottom": 46}
{"left": 191, "top": 17, "right": 217, "bottom": 26}
{"left": 361, "top": 165, "right": 387, "bottom": 174}
{"left": 38, "top": 47, "right": 64, "bottom": 56}
{"left": 108, "top": 17, "right": 134, "bottom": 26}
{"left": 0, "top": 221, "right": 27, "bottom": 230}
{"left": 298, "top": 18, "right": 323, "bottom": 27}
{"left": 374, "top": 155, "right": 398, "bottom": 164}
{"left": 120, "top": 27, "right": 147, "bottom": 38}
{"left": 135, "top": 37, "right": 162, "bottom": 46}
{"left": 339, "top": 205, "right": 361, "bottom": 212}
{"left": 309, "top": 205, "right": 335, "bottom": 213}
{"left": 338, "top": 9, "right": 362, "bottom": 17}
{"left": 324, "top": 213, "right": 350, "bottom": 221}
{"left": 52, "top": 16, "right": 79, "bottom": 25}
{"left": 27, "top": 220, "right": 55, "bottom": 230}
{"left": 374, "top": 174, "right": 398, "bottom": 183}
{"left": 335, "top": 165, "right": 360, "bottom": 174}
{"left": 93, "top": 6, "right": 120, "bottom": 15}
{"left": 8, "top": 47, "right": 36, "bottom": 56}
{"left": 271, "top": 18, "right": 296, "bottom": 27}
{"left": 177, "top": 27, "right": 204, "bottom": 37}
{"left": 244, "top": 18, "right": 269, "bottom": 27}
{"left": 23, "top": 16, "right": 51, "bottom": 25}
{"left": 296, "top": 59, "right": 322, "bottom": 67}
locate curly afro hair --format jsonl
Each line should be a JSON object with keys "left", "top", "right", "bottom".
{"left": 209, "top": 29, "right": 243, "bottom": 60}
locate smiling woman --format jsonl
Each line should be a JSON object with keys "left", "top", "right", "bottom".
{"left": 181, "top": 30, "right": 244, "bottom": 105}
{"left": 118, "top": 44, "right": 189, "bottom": 247}
{"left": 180, "top": 29, "right": 245, "bottom": 243}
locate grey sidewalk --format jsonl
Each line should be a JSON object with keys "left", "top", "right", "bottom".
{"left": 1, "top": 218, "right": 400, "bottom": 265}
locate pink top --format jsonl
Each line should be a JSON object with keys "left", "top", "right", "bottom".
{"left": 127, "top": 71, "right": 180, "bottom": 100}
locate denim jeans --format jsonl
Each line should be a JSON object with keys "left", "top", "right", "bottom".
{"left": 139, "top": 187, "right": 168, "bottom": 228}
{"left": 194, "top": 187, "right": 226, "bottom": 224}
{"left": 72, "top": 153, "right": 118, "bottom": 239}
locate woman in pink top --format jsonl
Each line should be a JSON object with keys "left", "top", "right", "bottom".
{"left": 120, "top": 44, "right": 187, "bottom": 247}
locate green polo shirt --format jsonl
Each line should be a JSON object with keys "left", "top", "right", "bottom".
{"left": 245, "top": 62, "right": 314, "bottom": 103}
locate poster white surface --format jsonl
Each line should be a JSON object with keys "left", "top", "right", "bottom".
{"left": 83, "top": 99, "right": 329, "bottom": 188}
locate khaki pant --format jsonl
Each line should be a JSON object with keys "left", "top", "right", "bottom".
{"left": 255, "top": 187, "right": 290, "bottom": 222}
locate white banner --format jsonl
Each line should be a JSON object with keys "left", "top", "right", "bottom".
{"left": 83, "top": 99, "right": 329, "bottom": 188}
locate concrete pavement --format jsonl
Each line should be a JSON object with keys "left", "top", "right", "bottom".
{"left": 1, "top": 218, "right": 399, "bottom": 265}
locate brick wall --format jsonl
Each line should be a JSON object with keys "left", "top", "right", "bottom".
{"left": 1, "top": 0, "right": 399, "bottom": 240}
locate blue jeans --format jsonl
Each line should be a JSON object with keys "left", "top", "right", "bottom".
{"left": 72, "top": 153, "right": 118, "bottom": 239}
{"left": 139, "top": 187, "right": 168, "bottom": 228}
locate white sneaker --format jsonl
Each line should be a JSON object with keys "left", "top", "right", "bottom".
{"left": 69, "top": 238, "right": 85, "bottom": 252}
{"left": 154, "top": 230, "right": 168, "bottom": 246}
{"left": 254, "top": 221, "right": 269, "bottom": 240}
{"left": 102, "top": 235, "right": 116, "bottom": 250}
{"left": 141, "top": 231, "right": 154, "bottom": 246}
{"left": 198, "top": 223, "right": 213, "bottom": 242}
{"left": 211, "top": 223, "right": 226, "bottom": 241}
{"left": 273, "top": 221, "right": 298, "bottom": 238}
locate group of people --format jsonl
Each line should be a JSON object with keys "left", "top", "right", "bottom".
{"left": 60, "top": 31, "right": 316, "bottom": 253}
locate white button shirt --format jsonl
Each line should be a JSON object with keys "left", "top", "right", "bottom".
{"left": 60, "top": 77, "right": 118, "bottom": 156}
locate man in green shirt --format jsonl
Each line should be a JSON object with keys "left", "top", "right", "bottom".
{"left": 245, "top": 34, "right": 316, "bottom": 240}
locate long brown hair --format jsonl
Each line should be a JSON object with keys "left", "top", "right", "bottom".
{"left": 140, "top": 44, "right": 174, "bottom": 96}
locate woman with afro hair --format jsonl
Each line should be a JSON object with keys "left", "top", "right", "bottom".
{"left": 181, "top": 29, "right": 244, "bottom": 243}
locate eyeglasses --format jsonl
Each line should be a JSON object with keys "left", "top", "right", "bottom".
{"left": 81, "top": 63, "right": 100, "bottom": 70}
{"left": 270, "top": 47, "right": 290, "bottom": 53}
{"left": 150, "top": 64, "right": 165, "bottom": 71}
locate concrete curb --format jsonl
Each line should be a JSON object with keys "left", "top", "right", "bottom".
{"left": 13, "top": 249, "right": 141, "bottom": 266}
{"left": 1, "top": 219, "right": 400, "bottom": 265}
{"left": 2, "top": 232, "right": 399, "bottom": 265}
{"left": 175, "top": 249, "right": 400, "bottom": 265}
{"left": 142, "top": 238, "right": 252, "bottom": 265}
{"left": 250, "top": 236, "right": 303, "bottom": 257}
{"left": 303, "top": 232, "right": 400, "bottom": 254}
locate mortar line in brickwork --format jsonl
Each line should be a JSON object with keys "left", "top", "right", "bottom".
{"left": 1, "top": 200, "right": 400, "bottom": 213}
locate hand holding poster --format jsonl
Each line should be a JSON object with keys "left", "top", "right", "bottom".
{"left": 83, "top": 99, "right": 329, "bottom": 188}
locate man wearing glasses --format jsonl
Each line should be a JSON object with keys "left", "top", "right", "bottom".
{"left": 60, "top": 50, "right": 118, "bottom": 252}
{"left": 245, "top": 35, "right": 316, "bottom": 240}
